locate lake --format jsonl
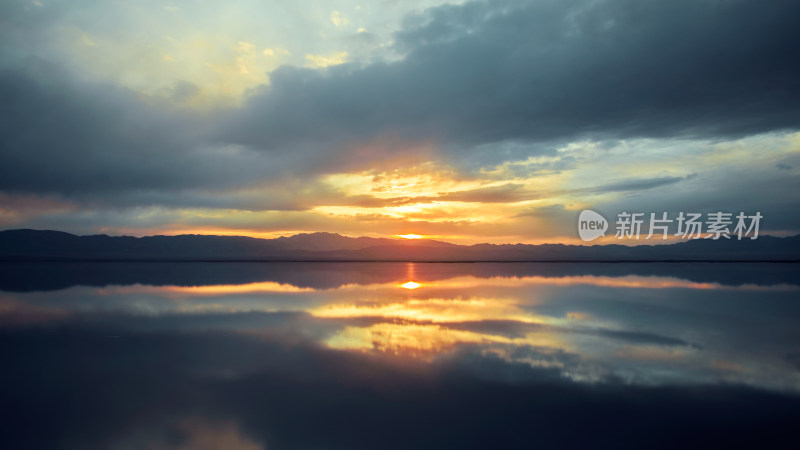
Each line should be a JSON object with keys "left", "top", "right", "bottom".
{"left": 1, "top": 262, "right": 799, "bottom": 449}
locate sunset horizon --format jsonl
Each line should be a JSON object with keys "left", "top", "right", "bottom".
{"left": 1, "top": 0, "right": 798, "bottom": 244}
{"left": 5, "top": 226, "right": 798, "bottom": 247}
{"left": 2, "top": 0, "right": 799, "bottom": 448}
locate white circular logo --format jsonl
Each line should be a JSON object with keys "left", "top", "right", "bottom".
{"left": 578, "top": 210, "right": 608, "bottom": 241}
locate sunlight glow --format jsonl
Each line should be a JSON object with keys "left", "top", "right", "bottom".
{"left": 323, "top": 323, "right": 567, "bottom": 359}
{"left": 397, "top": 234, "right": 423, "bottom": 239}
{"left": 400, "top": 281, "right": 422, "bottom": 289}
{"left": 309, "top": 297, "right": 541, "bottom": 324}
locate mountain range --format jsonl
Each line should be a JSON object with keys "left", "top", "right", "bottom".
{"left": 1, "top": 229, "right": 799, "bottom": 261}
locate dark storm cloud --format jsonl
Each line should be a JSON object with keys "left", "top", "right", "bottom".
{"left": 226, "top": 0, "right": 800, "bottom": 155}
{"left": 0, "top": 67, "right": 178, "bottom": 192}
{"left": 0, "top": 0, "right": 799, "bottom": 211}
{"left": 0, "top": 65, "right": 274, "bottom": 194}
{"left": 588, "top": 175, "right": 691, "bottom": 193}
{"left": 594, "top": 161, "right": 800, "bottom": 233}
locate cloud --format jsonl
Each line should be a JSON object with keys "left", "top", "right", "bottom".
{"left": 0, "top": 65, "right": 278, "bottom": 195}
{"left": 588, "top": 176, "right": 690, "bottom": 194}
{"left": 343, "top": 183, "right": 542, "bottom": 207}
{"left": 6, "top": 0, "right": 800, "bottom": 191}
{"left": 226, "top": 0, "right": 800, "bottom": 161}
{"left": 330, "top": 10, "right": 349, "bottom": 27}
{"left": 305, "top": 51, "right": 349, "bottom": 68}
{"left": 2, "top": 311, "right": 800, "bottom": 449}
{"left": 437, "top": 183, "right": 540, "bottom": 203}
{"left": 0, "top": 0, "right": 799, "bottom": 238}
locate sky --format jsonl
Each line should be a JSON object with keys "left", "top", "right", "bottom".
{"left": 1, "top": 0, "right": 799, "bottom": 244}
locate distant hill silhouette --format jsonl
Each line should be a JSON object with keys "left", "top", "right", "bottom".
{"left": 0, "top": 229, "right": 798, "bottom": 261}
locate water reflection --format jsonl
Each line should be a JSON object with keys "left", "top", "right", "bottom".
{"left": 1, "top": 262, "right": 799, "bottom": 448}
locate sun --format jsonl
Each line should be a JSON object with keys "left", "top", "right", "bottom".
{"left": 397, "top": 234, "right": 423, "bottom": 239}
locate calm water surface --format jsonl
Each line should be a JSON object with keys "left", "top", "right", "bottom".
{"left": 1, "top": 262, "right": 799, "bottom": 449}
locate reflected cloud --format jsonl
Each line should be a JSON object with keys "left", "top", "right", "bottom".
{"left": 0, "top": 262, "right": 799, "bottom": 392}
{"left": 1, "top": 261, "right": 800, "bottom": 449}
{"left": 3, "top": 261, "right": 799, "bottom": 293}
{"left": 325, "top": 323, "right": 566, "bottom": 359}
{"left": 310, "top": 297, "right": 540, "bottom": 324}
{"left": 100, "top": 281, "right": 317, "bottom": 296}
{"left": 0, "top": 294, "right": 71, "bottom": 327}
{"left": 395, "top": 274, "right": 800, "bottom": 292}
{"left": 113, "top": 417, "right": 263, "bottom": 450}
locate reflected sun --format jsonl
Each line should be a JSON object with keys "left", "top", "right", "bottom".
{"left": 400, "top": 281, "right": 422, "bottom": 289}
